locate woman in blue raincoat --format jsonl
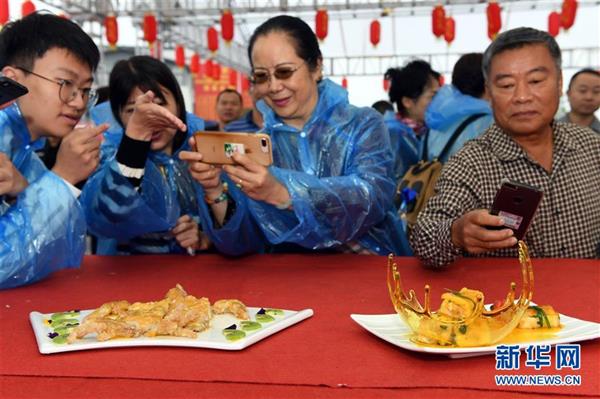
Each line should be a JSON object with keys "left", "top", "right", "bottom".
{"left": 383, "top": 61, "right": 440, "bottom": 181}
{"left": 81, "top": 56, "right": 209, "bottom": 255}
{"left": 180, "top": 15, "right": 411, "bottom": 256}
{"left": 423, "top": 53, "right": 493, "bottom": 163}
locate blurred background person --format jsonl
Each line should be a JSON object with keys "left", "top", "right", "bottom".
{"left": 423, "top": 53, "right": 493, "bottom": 163}
{"left": 225, "top": 84, "right": 263, "bottom": 132}
{"left": 384, "top": 60, "right": 440, "bottom": 181}
{"left": 206, "top": 88, "right": 243, "bottom": 131}
{"left": 558, "top": 68, "right": 600, "bottom": 133}
{"left": 371, "top": 100, "right": 394, "bottom": 115}
{"left": 181, "top": 15, "right": 411, "bottom": 256}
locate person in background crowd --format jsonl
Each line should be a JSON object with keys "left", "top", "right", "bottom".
{"left": 0, "top": 13, "right": 105, "bottom": 289}
{"left": 206, "top": 89, "right": 243, "bottom": 131}
{"left": 371, "top": 100, "right": 394, "bottom": 115}
{"left": 558, "top": 68, "right": 600, "bottom": 133}
{"left": 82, "top": 56, "right": 210, "bottom": 255}
{"left": 180, "top": 15, "right": 411, "bottom": 256}
{"left": 410, "top": 27, "right": 600, "bottom": 268}
{"left": 423, "top": 53, "right": 494, "bottom": 163}
{"left": 384, "top": 60, "right": 440, "bottom": 181}
{"left": 225, "top": 85, "right": 264, "bottom": 132}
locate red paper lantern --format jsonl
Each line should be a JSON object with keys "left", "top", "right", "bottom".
{"left": 175, "top": 45, "right": 185, "bottom": 69}
{"left": 431, "top": 4, "right": 446, "bottom": 38}
{"left": 444, "top": 16, "right": 455, "bottom": 45}
{"left": 207, "top": 26, "right": 219, "bottom": 53}
{"left": 561, "top": 0, "right": 577, "bottom": 30}
{"left": 315, "top": 9, "right": 328, "bottom": 41}
{"left": 204, "top": 60, "right": 214, "bottom": 79}
{"left": 241, "top": 75, "right": 250, "bottom": 91}
{"left": 548, "top": 11, "right": 561, "bottom": 37}
{"left": 21, "top": 0, "right": 35, "bottom": 17}
{"left": 369, "top": 20, "right": 381, "bottom": 47}
{"left": 229, "top": 69, "right": 237, "bottom": 87}
{"left": 438, "top": 74, "right": 445, "bottom": 86}
{"left": 383, "top": 78, "right": 390, "bottom": 92}
{"left": 190, "top": 53, "right": 201, "bottom": 75}
{"left": 213, "top": 63, "right": 221, "bottom": 80}
{"left": 104, "top": 13, "right": 118, "bottom": 48}
{"left": 0, "top": 0, "right": 9, "bottom": 26}
{"left": 341, "top": 77, "right": 348, "bottom": 89}
{"left": 143, "top": 13, "right": 157, "bottom": 45}
{"left": 220, "top": 9, "right": 234, "bottom": 43}
{"left": 486, "top": 1, "right": 502, "bottom": 40}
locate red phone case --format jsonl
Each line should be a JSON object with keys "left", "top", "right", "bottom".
{"left": 490, "top": 181, "right": 543, "bottom": 240}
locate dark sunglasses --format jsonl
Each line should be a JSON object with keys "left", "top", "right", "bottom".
{"left": 250, "top": 64, "right": 304, "bottom": 85}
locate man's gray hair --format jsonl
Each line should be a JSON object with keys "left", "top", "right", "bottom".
{"left": 482, "top": 27, "right": 562, "bottom": 81}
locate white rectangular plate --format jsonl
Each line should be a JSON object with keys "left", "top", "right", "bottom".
{"left": 350, "top": 312, "right": 600, "bottom": 359}
{"left": 30, "top": 307, "right": 313, "bottom": 354}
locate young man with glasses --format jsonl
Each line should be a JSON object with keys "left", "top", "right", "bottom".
{"left": 0, "top": 12, "right": 107, "bottom": 289}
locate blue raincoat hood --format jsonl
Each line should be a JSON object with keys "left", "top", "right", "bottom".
{"left": 425, "top": 85, "right": 492, "bottom": 131}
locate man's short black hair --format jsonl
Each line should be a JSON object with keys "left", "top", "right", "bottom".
{"left": 567, "top": 68, "right": 600, "bottom": 91}
{"left": 452, "top": 53, "right": 485, "bottom": 99}
{"left": 216, "top": 88, "right": 243, "bottom": 104}
{"left": 0, "top": 12, "right": 100, "bottom": 72}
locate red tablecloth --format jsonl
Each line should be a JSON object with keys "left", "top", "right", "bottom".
{"left": 1, "top": 254, "right": 599, "bottom": 398}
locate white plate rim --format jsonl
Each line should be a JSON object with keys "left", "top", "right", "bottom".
{"left": 30, "top": 307, "right": 313, "bottom": 354}
{"left": 350, "top": 311, "right": 600, "bottom": 359}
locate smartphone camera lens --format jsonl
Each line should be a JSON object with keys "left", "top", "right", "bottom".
{"left": 260, "top": 137, "right": 268, "bottom": 153}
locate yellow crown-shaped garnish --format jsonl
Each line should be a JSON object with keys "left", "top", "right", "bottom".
{"left": 387, "top": 241, "right": 534, "bottom": 347}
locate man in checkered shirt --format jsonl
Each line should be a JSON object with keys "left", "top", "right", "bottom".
{"left": 410, "top": 27, "right": 600, "bottom": 268}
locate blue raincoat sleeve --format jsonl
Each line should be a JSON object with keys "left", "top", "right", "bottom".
{"left": 248, "top": 108, "right": 396, "bottom": 251}
{"left": 81, "top": 105, "right": 203, "bottom": 242}
{"left": 1, "top": 106, "right": 85, "bottom": 289}
{"left": 383, "top": 111, "right": 421, "bottom": 181}
{"left": 194, "top": 176, "right": 267, "bottom": 256}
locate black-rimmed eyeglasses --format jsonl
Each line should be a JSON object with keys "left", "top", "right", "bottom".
{"left": 16, "top": 67, "right": 97, "bottom": 106}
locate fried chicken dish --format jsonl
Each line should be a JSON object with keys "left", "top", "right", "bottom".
{"left": 67, "top": 284, "right": 248, "bottom": 343}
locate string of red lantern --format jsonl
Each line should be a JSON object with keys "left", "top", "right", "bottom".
{"left": 486, "top": 1, "right": 501, "bottom": 40}
{"left": 204, "top": 60, "right": 214, "bottom": 79}
{"left": 431, "top": 4, "right": 446, "bottom": 38}
{"left": 213, "top": 63, "right": 221, "bottom": 81}
{"left": 190, "top": 53, "right": 200, "bottom": 75}
{"left": 383, "top": 78, "right": 390, "bottom": 92}
{"left": 175, "top": 45, "right": 185, "bottom": 69}
{"left": 341, "top": 77, "right": 348, "bottom": 89}
{"left": 229, "top": 69, "right": 237, "bottom": 87}
{"left": 143, "top": 13, "right": 157, "bottom": 46}
{"left": 104, "top": 13, "right": 118, "bottom": 48}
{"left": 21, "top": 0, "right": 35, "bottom": 17}
{"left": 548, "top": 11, "right": 561, "bottom": 37}
{"left": 444, "top": 16, "right": 455, "bottom": 45}
{"left": 221, "top": 9, "right": 234, "bottom": 44}
{"left": 561, "top": 0, "right": 577, "bottom": 30}
{"left": 0, "top": 0, "right": 9, "bottom": 26}
{"left": 315, "top": 9, "right": 328, "bottom": 41}
{"left": 207, "top": 26, "right": 219, "bottom": 53}
{"left": 369, "top": 20, "right": 381, "bottom": 47}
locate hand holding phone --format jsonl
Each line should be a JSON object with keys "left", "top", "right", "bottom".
{"left": 490, "top": 180, "right": 543, "bottom": 240}
{"left": 194, "top": 131, "right": 273, "bottom": 166}
{"left": 0, "top": 77, "right": 28, "bottom": 107}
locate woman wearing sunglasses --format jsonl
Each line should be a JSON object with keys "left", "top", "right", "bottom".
{"left": 180, "top": 15, "right": 411, "bottom": 256}
{"left": 81, "top": 56, "right": 210, "bottom": 255}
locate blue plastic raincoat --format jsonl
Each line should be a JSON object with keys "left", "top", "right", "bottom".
{"left": 424, "top": 85, "right": 493, "bottom": 163}
{"left": 196, "top": 79, "right": 412, "bottom": 256}
{"left": 383, "top": 111, "right": 422, "bottom": 182}
{"left": 81, "top": 102, "right": 205, "bottom": 254}
{"left": 0, "top": 104, "right": 85, "bottom": 289}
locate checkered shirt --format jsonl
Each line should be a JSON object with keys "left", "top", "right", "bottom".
{"left": 409, "top": 121, "right": 600, "bottom": 268}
